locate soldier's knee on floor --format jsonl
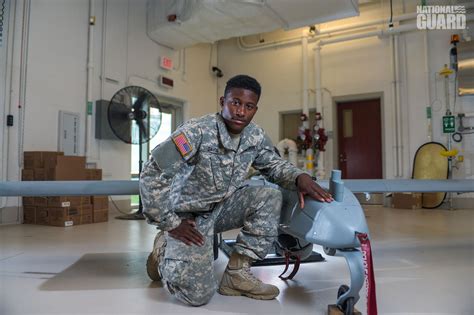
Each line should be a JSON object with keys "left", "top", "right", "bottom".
{"left": 184, "top": 288, "right": 215, "bottom": 306}
{"left": 167, "top": 282, "right": 215, "bottom": 306}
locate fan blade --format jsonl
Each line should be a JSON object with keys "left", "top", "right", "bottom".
{"left": 133, "top": 93, "right": 148, "bottom": 111}
{"left": 109, "top": 101, "right": 130, "bottom": 120}
{"left": 108, "top": 101, "right": 132, "bottom": 143}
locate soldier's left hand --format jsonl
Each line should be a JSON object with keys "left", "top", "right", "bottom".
{"left": 296, "top": 173, "right": 333, "bottom": 208}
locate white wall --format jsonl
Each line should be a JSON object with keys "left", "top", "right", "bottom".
{"left": 0, "top": 0, "right": 217, "bottom": 222}
{"left": 217, "top": 2, "right": 474, "bottom": 185}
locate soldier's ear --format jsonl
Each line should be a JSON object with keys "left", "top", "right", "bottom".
{"left": 219, "top": 96, "right": 224, "bottom": 108}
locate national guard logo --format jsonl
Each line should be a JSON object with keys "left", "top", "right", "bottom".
{"left": 173, "top": 132, "right": 193, "bottom": 157}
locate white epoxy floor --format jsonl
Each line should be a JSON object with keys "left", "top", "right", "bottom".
{"left": 1, "top": 206, "right": 473, "bottom": 315}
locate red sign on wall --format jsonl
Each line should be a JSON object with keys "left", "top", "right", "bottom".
{"left": 160, "top": 56, "right": 173, "bottom": 70}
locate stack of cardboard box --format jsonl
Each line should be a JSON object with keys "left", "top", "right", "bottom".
{"left": 86, "top": 168, "right": 109, "bottom": 223}
{"left": 22, "top": 151, "right": 109, "bottom": 226}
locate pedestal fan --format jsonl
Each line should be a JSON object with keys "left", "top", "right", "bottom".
{"left": 108, "top": 86, "right": 162, "bottom": 220}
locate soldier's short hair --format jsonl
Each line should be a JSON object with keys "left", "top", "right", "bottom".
{"left": 224, "top": 75, "right": 261, "bottom": 101}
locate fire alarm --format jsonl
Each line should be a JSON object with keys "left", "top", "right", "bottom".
{"left": 159, "top": 75, "right": 174, "bottom": 88}
{"left": 160, "top": 56, "right": 173, "bottom": 70}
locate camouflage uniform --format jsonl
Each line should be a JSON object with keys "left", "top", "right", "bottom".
{"left": 140, "top": 113, "right": 305, "bottom": 306}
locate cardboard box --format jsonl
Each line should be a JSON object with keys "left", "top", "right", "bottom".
{"left": 36, "top": 207, "right": 49, "bottom": 225}
{"left": 34, "top": 197, "right": 48, "bottom": 207}
{"left": 34, "top": 168, "right": 46, "bottom": 181}
{"left": 47, "top": 207, "right": 81, "bottom": 217}
{"left": 21, "top": 169, "right": 34, "bottom": 181}
{"left": 49, "top": 215, "right": 81, "bottom": 227}
{"left": 46, "top": 155, "right": 86, "bottom": 180}
{"left": 47, "top": 196, "right": 82, "bottom": 207}
{"left": 47, "top": 207, "right": 81, "bottom": 227}
{"left": 92, "top": 196, "right": 109, "bottom": 210}
{"left": 24, "top": 151, "right": 64, "bottom": 169}
{"left": 46, "top": 165, "right": 86, "bottom": 181}
{"left": 93, "top": 210, "right": 108, "bottom": 223}
{"left": 81, "top": 214, "right": 93, "bottom": 225}
{"left": 85, "top": 169, "right": 102, "bottom": 180}
{"left": 81, "top": 196, "right": 92, "bottom": 205}
{"left": 80, "top": 204, "right": 93, "bottom": 216}
{"left": 22, "top": 197, "right": 35, "bottom": 206}
{"left": 23, "top": 206, "right": 36, "bottom": 224}
{"left": 392, "top": 193, "right": 422, "bottom": 209}
{"left": 43, "top": 152, "right": 65, "bottom": 169}
{"left": 24, "top": 152, "right": 43, "bottom": 169}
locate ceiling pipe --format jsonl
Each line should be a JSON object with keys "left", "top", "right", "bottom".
{"left": 238, "top": 11, "right": 419, "bottom": 51}
{"left": 238, "top": 5, "right": 474, "bottom": 52}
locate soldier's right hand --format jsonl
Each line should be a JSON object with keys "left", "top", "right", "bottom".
{"left": 168, "top": 218, "right": 205, "bottom": 246}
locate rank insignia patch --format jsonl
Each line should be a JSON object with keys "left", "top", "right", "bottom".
{"left": 173, "top": 132, "right": 193, "bottom": 157}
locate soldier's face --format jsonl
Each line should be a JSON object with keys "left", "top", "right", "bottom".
{"left": 220, "top": 88, "right": 259, "bottom": 134}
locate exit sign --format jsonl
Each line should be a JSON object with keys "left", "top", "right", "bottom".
{"left": 442, "top": 115, "right": 455, "bottom": 133}
{"left": 160, "top": 56, "right": 173, "bottom": 70}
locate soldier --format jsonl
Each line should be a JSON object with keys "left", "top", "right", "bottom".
{"left": 140, "top": 74, "right": 332, "bottom": 306}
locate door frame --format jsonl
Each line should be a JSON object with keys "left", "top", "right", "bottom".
{"left": 332, "top": 92, "right": 386, "bottom": 179}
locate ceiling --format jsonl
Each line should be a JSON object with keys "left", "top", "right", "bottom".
{"left": 147, "top": 0, "right": 360, "bottom": 49}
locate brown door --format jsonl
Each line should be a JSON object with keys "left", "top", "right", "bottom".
{"left": 337, "top": 99, "right": 382, "bottom": 179}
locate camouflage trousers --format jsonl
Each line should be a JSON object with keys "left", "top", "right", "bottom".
{"left": 160, "top": 185, "right": 283, "bottom": 306}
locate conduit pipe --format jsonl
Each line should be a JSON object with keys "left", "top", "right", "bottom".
{"left": 237, "top": 11, "right": 421, "bottom": 51}
{"left": 393, "top": 35, "right": 403, "bottom": 177}
{"left": 423, "top": 30, "right": 432, "bottom": 141}
{"left": 85, "top": 0, "right": 94, "bottom": 159}
{"left": 17, "top": 0, "right": 31, "bottom": 169}
{"left": 100, "top": 0, "right": 107, "bottom": 100}
{"left": 389, "top": 36, "right": 398, "bottom": 178}
{"left": 276, "top": 139, "right": 298, "bottom": 166}
{"left": 0, "top": 0, "right": 17, "bottom": 209}
{"left": 313, "top": 43, "right": 325, "bottom": 178}
{"left": 302, "top": 34, "right": 309, "bottom": 128}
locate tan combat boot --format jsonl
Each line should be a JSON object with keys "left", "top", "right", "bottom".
{"left": 146, "top": 231, "right": 166, "bottom": 281}
{"left": 218, "top": 252, "right": 280, "bottom": 300}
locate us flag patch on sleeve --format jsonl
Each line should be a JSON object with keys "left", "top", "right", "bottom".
{"left": 172, "top": 132, "right": 193, "bottom": 157}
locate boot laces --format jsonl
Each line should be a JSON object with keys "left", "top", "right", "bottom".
{"left": 241, "top": 263, "right": 262, "bottom": 285}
